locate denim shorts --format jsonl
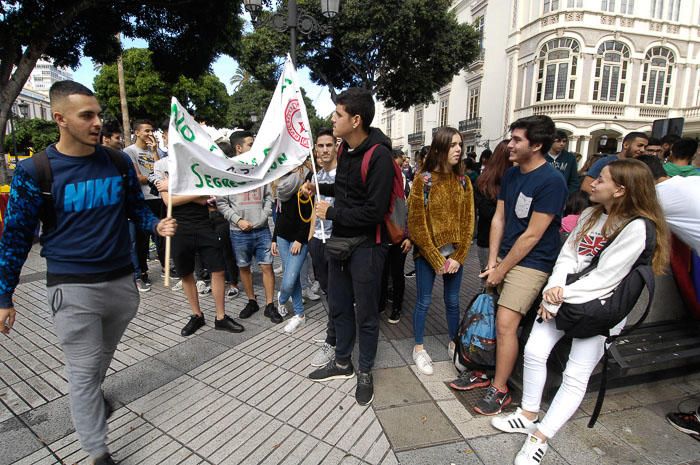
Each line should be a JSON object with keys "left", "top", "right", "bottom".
{"left": 231, "top": 227, "right": 273, "bottom": 267}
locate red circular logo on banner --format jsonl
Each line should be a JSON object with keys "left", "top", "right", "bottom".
{"left": 285, "top": 99, "right": 309, "bottom": 149}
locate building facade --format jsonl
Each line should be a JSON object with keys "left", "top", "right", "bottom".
{"left": 25, "top": 59, "right": 74, "bottom": 94}
{"left": 375, "top": 0, "right": 700, "bottom": 163}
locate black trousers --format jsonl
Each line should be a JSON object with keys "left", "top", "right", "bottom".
{"left": 327, "top": 244, "right": 387, "bottom": 372}
{"left": 135, "top": 199, "right": 165, "bottom": 274}
{"left": 214, "top": 220, "right": 239, "bottom": 284}
{"left": 308, "top": 237, "right": 335, "bottom": 345}
{"left": 379, "top": 243, "right": 407, "bottom": 312}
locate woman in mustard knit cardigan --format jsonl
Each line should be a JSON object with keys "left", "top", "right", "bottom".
{"left": 407, "top": 126, "right": 475, "bottom": 375}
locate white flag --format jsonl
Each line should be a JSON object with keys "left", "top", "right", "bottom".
{"left": 167, "top": 55, "right": 311, "bottom": 195}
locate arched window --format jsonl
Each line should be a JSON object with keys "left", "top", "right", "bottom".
{"left": 593, "top": 40, "right": 630, "bottom": 102}
{"left": 535, "top": 38, "right": 580, "bottom": 102}
{"left": 640, "top": 47, "right": 674, "bottom": 105}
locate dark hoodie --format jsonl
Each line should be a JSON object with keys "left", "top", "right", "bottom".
{"left": 320, "top": 128, "right": 394, "bottom": 243}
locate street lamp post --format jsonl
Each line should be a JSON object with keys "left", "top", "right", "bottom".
{"left": 243, "top": 0, "right": 340, "bottom": 67}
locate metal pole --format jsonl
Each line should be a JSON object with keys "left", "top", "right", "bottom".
{"left": 288, "top": 0, "right": 298, "bottom": 67}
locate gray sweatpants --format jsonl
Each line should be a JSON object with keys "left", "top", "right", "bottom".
{"left": 47, "top": 275, "right": 139, "bottom": 459}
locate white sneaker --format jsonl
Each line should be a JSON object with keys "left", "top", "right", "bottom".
{"left": 196, "top": 280, "right": 210, "bottom": 294}
{"left": 226, "top": 286, "right": 239, "bottom": 299}
{"left": 277, "top": 291, "right": 289, "bottom": 317}
{"left": 412, "top": 349, "right": 433, "bottom": 375}
{"left": 311, "top": 342, "right": 335, "bottom": 367}
{"left": 491, "top": 408, "right": 539, "bottom": 434}
{"left": 447, "top": 341, "right": 456, "bottom": 360}
{"left": 302, "top": 288, "right": 321, "bottom": 301}
{"left": 171, "top": 280, "right": 183, "bottom": 291}
{"left": 514, "top": 434, "right": 548, "bottom": 465}
{"left": 284, "top": 315, "right": 305, "bottom": 334}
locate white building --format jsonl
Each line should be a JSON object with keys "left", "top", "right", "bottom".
{"left": 25, "top": 59, "right": 73, "bottom": 94}
{"left": 375, "top": 0, "right": 700, "bottom": 163}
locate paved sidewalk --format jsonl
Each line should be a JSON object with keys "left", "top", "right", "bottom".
{"left": 1, "top": 245, "right": 700, "bottom": 465}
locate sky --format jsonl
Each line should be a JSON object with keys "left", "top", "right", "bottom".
{"left": 71, "top": 37, "right": 337, "bottom": 122}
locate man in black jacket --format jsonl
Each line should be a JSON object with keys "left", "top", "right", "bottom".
{"left": 545, "top": 130, "right": 580, "bottom": 194}
{"left": 305, "top": 88, "right": 394, "bottom": 406}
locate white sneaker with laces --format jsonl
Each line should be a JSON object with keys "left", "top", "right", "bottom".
{"left": 310, "top": 281, "right": 321, "bottom": 294}
{"left": 171, "top": 280, "right": 183, "bottom": 291}
{"left": 514, "top": 434, "right": 548, "bottom": 465}
{"left": 491, "top": 408, "right": 539, "bottom": 434}
{"left": 302, "top": 288, "right": 321, "bottom": 301}
{"left": 284, "top": 315, "right": 305, "bottom": 334}
{"left": 311, "top": 342, "right": 335, "bottom": 367}
{"left": 412, "top": 349, "right": 434, "bottom": 375}
{"left": 277, "top": 291, "right": 289, "bottom": 317}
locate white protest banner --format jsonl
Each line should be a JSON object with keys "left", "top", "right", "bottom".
{"left": 167, "top": 55, "right": 311, "bottom": 196}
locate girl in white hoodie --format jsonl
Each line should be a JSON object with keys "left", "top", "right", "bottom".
{"left": 490, "top": 159, "right": 669, "bottom": 465}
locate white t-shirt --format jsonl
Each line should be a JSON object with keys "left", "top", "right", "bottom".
{"left": 656, "top": 176, "right": 700, "bottom": 253}
{"left": 124, "top": 144, "right": 158, "bottom": 200}
{"left": 312, "top": 167, "right": 336, "bottom": 240}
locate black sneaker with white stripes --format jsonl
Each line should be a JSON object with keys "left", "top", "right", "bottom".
{"left": 515, "top": 433, "right": 548, "bottom": 465}
{"left": 491, "top": 407, "right": 538, "bottom": 434}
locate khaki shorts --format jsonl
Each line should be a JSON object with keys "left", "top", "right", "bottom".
{"left": 497, "top": 265, "right": 550, "bottom": 315}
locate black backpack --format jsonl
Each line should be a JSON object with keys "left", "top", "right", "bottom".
{"left": 34, "top": 147, "right": 130, "bottom": 234}
{"left": 555, "top": 217, "right": 656, "bottom": 427}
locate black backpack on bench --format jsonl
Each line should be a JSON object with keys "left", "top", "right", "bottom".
{"left": 33, "top": 147, "right": 130, "bottom": 234}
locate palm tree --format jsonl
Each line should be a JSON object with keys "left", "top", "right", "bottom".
{"left": 229, "top": 66, "right": 253, "bottom": 92}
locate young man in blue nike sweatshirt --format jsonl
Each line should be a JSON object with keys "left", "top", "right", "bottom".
{"left": 0, "top": 81, "right": 177, "bottom": 465}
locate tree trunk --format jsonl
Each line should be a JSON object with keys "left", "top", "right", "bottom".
{"left": 116, "top": 34, "right": 131, "bottom": 145}
{"left": 0, "top": 113, "right": 10, "bottom": 185}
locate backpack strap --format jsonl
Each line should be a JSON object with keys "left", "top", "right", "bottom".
{"left": 102, "top": 146, "right": 130, "bottom": 189}
{"left": 358, "top": 144, "right": 381, "bottom": 244}
{"left": 33, "top": 150, "right": 57, "bottom": 232}
{"left": 421, "top": 171, "right": 432, "bottom": 207}
{"left": 359, "top": 144, "right": 380, "bottom": 184}
{"left": 587, "top": 218, "right": 656, "bottom": 428}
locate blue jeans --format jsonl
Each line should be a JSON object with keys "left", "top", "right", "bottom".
{"left": 413, "top": 256, "right": 464, "bottom": 345}
{"left": 276, "top": 237, "right": 307, "bottom": 316}
{"left": 231, "top": 227, "right": 273, "bottom": 267}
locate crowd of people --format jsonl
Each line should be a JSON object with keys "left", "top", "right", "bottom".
{"left": 0, "top": 80, "right": 699, "bottom": 465}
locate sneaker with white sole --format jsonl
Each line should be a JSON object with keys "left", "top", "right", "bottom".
{"left": 171, "top": 280, "right": 183, "bottom": 291}
{"left": 491, "top": 408, "right": 539, "bottom": 434}
{"left": 284, "top": 315, "right": 305, "bottom": 333}
{"left": 514, "top": 434, "right": 549, "bottom": 465}
{"left": 277, "top": 291, "right": 290, "bottom": 317}
{"left": 412, "top": 349, "right": 433, "bottom": 375}
{"left": 447, "top": 341, "right": 456, "bottom": 360}
{"left": 226, "top": 286, "right": 240, "bottom": 299}
{"left": 196, "top": 280, "right": 211, "bottom": 294}
{"left": 302, "top": 288, "right": 321, "bottom": 301}
{"left": 311, "top": 342, "right": 335, "bottom": 367}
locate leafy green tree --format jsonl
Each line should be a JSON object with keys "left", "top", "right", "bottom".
{"left": 239, "top": 0, "right": 479, "bottom": 111}
{"left": 227, "top": 79, "right": 327, "bottom": 137}
{"left": 0, "top": 0, "right": 244, "bottom": 181}
{"left": 11, "top": 118, "right": 60, "bottom": 153}
{"left": 94, "top": 48, "right": 231, "bottom": 128}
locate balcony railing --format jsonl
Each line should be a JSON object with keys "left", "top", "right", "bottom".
{"left": 532, "top": 102, "right": 576, "bottom": 115}
{"left": 407, "top": 131, "right": 424, "bottom": 145}
{"left": 591, "top": 104, "right": 624, "bottom": 116}
{"left": 459, "top": 117, "right": 481, "bottom": 132}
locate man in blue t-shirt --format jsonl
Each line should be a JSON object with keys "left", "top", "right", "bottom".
{"left": 581, "top": 131, "right": 648, "bottom": 195}
{"left": 0, "top": 81, "right": 177, "bottom": 465}
{"left": 468, "top": 115, "right": 567, "bottom": 416}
